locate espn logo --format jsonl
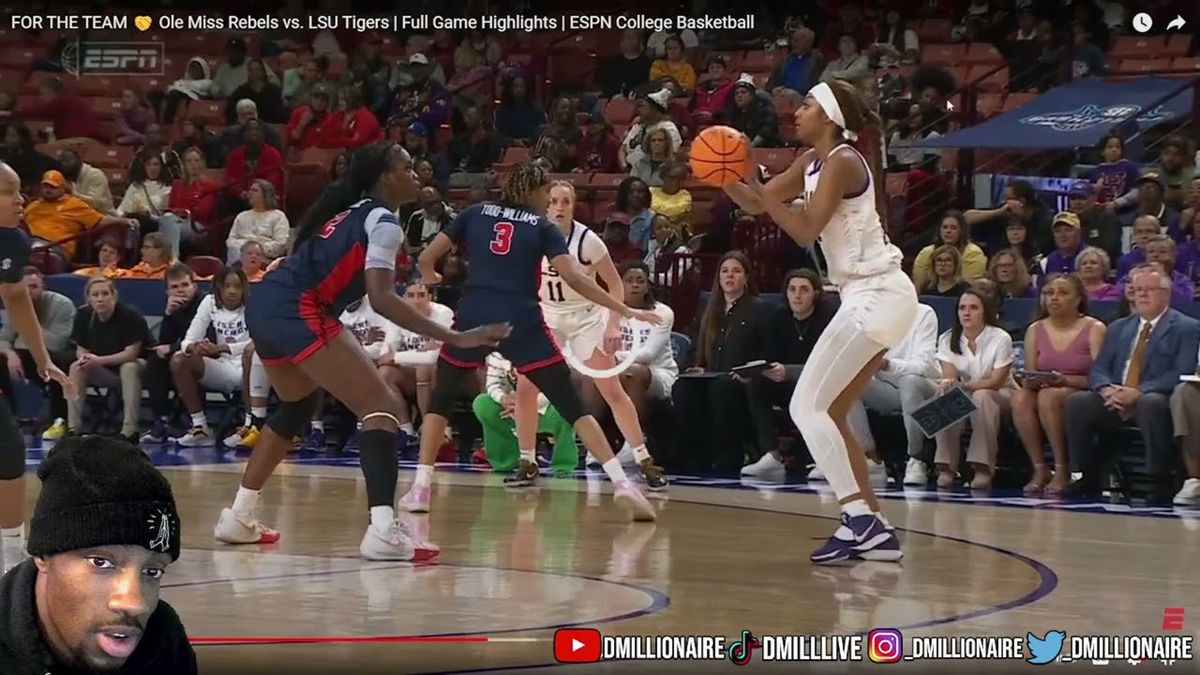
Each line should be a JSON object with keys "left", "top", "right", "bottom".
{"left": 65, "top": 41, "right": 164, "bottom": 76}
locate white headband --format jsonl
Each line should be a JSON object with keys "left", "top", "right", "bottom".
{"left": 809, "top": 82, "right": 858, "bottom": 141}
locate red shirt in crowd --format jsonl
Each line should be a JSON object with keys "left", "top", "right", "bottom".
{"left": 575, "top": 131, "right": 621, "bottom": 173}
{"left": 285, "top": 106, "right": 341, "bottom": 150}
{"left": 167, "top": 177, "right": 219, "bottom": 224}
{"left": 323, "top": 107, "right": 384, "bottom": 149}
{"left": 224, "top": 143, "right": 285, "bottom": 199}
{"left": 19, "top": 91, "right": 102, "bottom": 141}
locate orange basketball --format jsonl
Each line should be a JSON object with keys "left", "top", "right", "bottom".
{"left": 688, "top": 125, "right": 749, "bottom": 188}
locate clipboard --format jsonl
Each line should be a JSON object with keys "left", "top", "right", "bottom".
{"left": 731, "top": 360, "right": 771, "bottom": 377}
{"left": 911, "top": 386, "right": 978, "bottom": 439}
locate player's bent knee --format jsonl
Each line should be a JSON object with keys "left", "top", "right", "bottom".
{"left": 429, "top": 360, "right": 475, "bottom": 417}
{"left": 266, "top": 391, "right": 321, "bottom": 439}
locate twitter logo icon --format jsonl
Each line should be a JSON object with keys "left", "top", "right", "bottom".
{"left": 1026, "top": 631, "right": 1066, "bottom": 665}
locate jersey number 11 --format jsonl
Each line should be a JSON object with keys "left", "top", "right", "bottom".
{"left": 545, "top": 280, "right": 565, "bottom": 302}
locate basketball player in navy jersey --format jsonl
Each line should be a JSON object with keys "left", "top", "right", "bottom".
{"left": 401, "top": 163, "right": 660, "bottom": 520}
{"left": 0, "top": 162, "right": 76, "bottom": 571}
{"left": 213, "top": 143, "right": 509, "bottom": 560}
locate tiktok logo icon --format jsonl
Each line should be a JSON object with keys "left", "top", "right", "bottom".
{"left": 727, "top": 629, "right": 761, "bottom": 666}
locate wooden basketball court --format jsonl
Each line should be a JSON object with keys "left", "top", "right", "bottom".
{"left": 23, "top": 447, "right": 1199, "bottom": 673}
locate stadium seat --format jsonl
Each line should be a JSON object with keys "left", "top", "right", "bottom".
{"left": 603, "top": 98, "right": 636, "bottom": 126}
{"left": 1112, "top": 35, "right": 1167, "bottom": 59}
{"left": 103, "top": 169, "right": 129, "bottom": 195}
{"left": 1165, "top": 34, "right": 1193, "bottom": 58}
{"left": 547, "top": 52, "right": 597, "bottom": 91}
{"left": 495, "top": 146, "right": 531, "bottom": 170}
{"left": 739, "top": 51, "right": 776, "bottom": 74}
{"left": 1171, "top": 56, "right": 1200, "bottom": 71}
{"left": 968, "top": 66, "right": 1009, "bottom": 93}
{"left": 291, "top": 147, "right": 341, "bottom": 169}
{"left": 1002, "top": 92, "right": 1037, "bottom": 111}
{"left": 752, "top": 148, "right": 796, "bottom": 176}
{"left": 90, "top": 97, "right": 122, "bottom": 120}
{"left": 0, "top": 46, "right": 37, "bottom": 70}
{"left": 921, "top": 44, "right": 967, "bottom": 67}
{"left": 187, "top": 99, "right": 225, "bottom": 126}
{"left": 963, "top": 43, "right": 1004, "bottom": 66}
{"left": 0, "top": 69, "right": 23, "bottom": 91}
{"left": 184, "top": 255, "right": 223, "bottom": 278}
{"left": 1114, "top": 58, "right": 1172, "bottom": 74}
{"left": 977, "top": 93, "right": 1004, "bottom": 119}
{"left": 885, "top": 173, "right": 908, "bottom": 198}
{"left": 81, "top": 145, "right": 135, "bottom": 170}
{"left": 916, "top": 19, "right": 952, "bottom": 44}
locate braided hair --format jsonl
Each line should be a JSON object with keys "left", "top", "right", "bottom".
{"left": 292, "top": 142, "right": 400, "bottom": 251}
{"left": 500, "top": 161, "right": 549, "bottom": 207}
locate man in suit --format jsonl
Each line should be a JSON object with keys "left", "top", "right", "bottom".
{"left": 1064, "top": 264, "right": 1200, "bottom": 504}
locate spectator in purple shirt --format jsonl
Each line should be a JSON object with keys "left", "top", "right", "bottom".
{"left": 1117, "top": 235, "right": 1196, "bottom": 304}
{"left": 1038, "top": 212, "right": 1085, "bottom": 285}
{"left": 1091, "top": 134, "right": 1140, "bottom": 206}
{"left": 1075, "top": 247, "right": 1120, "bottom": 301}
{"left": 1116, "top": 214, "right": 1162, "bottom": 281}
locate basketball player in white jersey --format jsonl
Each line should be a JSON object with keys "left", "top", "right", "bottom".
{"left": 724, "top": 80, "right": 917, "bottom": 564}
{"left": 505, "top": 180, "right": 667, "bottom": 489}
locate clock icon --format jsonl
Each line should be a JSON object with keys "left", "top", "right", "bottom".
{"left": 1132, "top": 12, "right": 1153, "bottom": 33}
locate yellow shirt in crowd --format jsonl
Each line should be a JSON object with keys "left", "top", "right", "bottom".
{"left": 648, "top": 59, "right": 696, "bottom": 92}
{"left": 912, "top": 242, "right": 988, "bottom": 287}
{"left": 24, "top": 195, "right": 104, "bottom": 261}
{"left": 649, "top": 187, "right": 693, "bottom": 235}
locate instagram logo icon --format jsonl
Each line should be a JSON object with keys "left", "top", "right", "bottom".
{"left": 868, "top": 628, "right": 903, "bottom": 663}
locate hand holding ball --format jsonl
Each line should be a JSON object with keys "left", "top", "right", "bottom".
{"left": 688, "top": 126, "right": 750, "bottom": 188}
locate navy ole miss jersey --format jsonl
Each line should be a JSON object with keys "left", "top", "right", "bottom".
{"left": 262, "top": 198, "right": 403, "bottom": 317}
{"left": 443, "top": 202, "right": 569, "bottom": 299}
{"left": 0, "top": 227, "right": 31, "bottom": 284}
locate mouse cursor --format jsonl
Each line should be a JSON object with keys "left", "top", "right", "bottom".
{"left": 1167, "top": 15, "right": 1186, "bottom": 30}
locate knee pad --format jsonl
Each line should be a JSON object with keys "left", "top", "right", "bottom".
{"left": 524, "top": 361, "right": 585, "bottom": 425}
{"left": 266, "top": 391, "right": 321, "bottom": 438}
{"left": 428, "top": 359, "right": 476, "bottom": 417}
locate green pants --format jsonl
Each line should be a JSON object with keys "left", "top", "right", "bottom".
{"left": 471, "top": 394, "right": 578, "bottom": 473}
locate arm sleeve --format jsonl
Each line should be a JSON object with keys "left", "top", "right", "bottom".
{"left": 364, "top": 207, "right": 403, "bottom": 270}
{"left": 935, "top": 332, "right": 954, "bottom": 365}
{"left": 885, "top": 307, "right": 939, "bottom": 378}
{"left": 541, "top": 218, "right": 570, "bottom": 258}
{"left": 180, "top": 295, "right": 215, "bottom": 353}
{"left": 991, "top": 331, "right": 1014, "bottom": 369}
{"left": 580, "top": 229, "right": 609, "bottom": 266}
{"left": 637, "top": 308, "right": 673, "bottom": 363}
{"left": 44, "top": 296, "right": 76, "bottom": 350}
{"left": 485, "top": 357, "right": 510, "bottom": 403}
{"left": 266, "top": 211, "right": 291, "bottom": 257}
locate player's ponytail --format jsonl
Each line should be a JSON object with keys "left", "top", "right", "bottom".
{"left": 501, "top": 162, "right": 549, "bottom": 207}
{"left": 293, "top": 142, "right": 396, "bottom": 250}
{"left": 828, "top": 80, "right": 888, "bottom": 231}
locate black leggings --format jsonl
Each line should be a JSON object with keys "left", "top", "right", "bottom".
{"left": 669, "top": 374, "right": 760, "bottom": 474}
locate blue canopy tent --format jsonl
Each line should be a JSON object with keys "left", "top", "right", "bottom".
{"left": 920, "top": 77, "right": 1195, "bottom": 149}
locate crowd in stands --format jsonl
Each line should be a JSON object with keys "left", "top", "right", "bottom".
{"left": 0, "top": 0, "right": 1198, "bottom": 507}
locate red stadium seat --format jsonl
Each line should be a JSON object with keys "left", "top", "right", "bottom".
{"left": 968, "top": 66, "right": 1009, "bottom": 93}
{"left": 885, "top": 173, "right": 908, "bottom": 198}
{"left": 0, "top": 46, "right": 37, "bottom": 70}
{"left": 977, "top": 93, "right": 1004, "bottom": 119}
{"left": 963, "top": 43, "right": 1004, "bottom": 66}
{"left": 739, "top": 51, "right": 776, "bottom": 74}
{"left": 495, "top": 146, "right": 530, "bottom": 170}
{"left": 916, "top": 19, "right": 952, "bottom": 44}
{"left": 603, "top": 98, "right": 636, "bottom": 126}
{"left": 291, "top": 147, "right": 342, "bottom": 170}
{"left": 187, "top": 99, "right": 225, "bottom": 126}
{"left": 184, "top": 255, "right": 223, "bottom": 278}
{"left": 81, "top": 145, "right": 135, "bottom": 170}
{"left": 102, "top": 168, "right": 129, "bottom": 195}
{"left": 1111, "top": 35, "right": 1166, "bottom": 59}
{"left": 1165, "top": 34, "right": 1193, "bottom": 58}
{"left": 751, "top": 148, "right": 796, "bottom": 176}
{"left": 1171, "top": 56, "right": 1200, "bottom": 71}
{"left": 90, "top": 97, "right": 122, "bottom": 120}
{"left": 1114, "top": 58, "right": 1171, "bottom": 74}
{"left": 921, "top": 44, "right": 967, "bottom": 67}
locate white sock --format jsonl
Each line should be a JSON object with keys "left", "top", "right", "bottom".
{"left": 243, "top": 412, "right": 253, "bottom": 427}
{"left": 400, "top": 422, "right": 415, "bottom": 435}
{"left": 843, "top": 499, "right": 872, "bottom": 518}
{"left": 370, "top": 505, "right": 394, "bottom": 531}
{"left": 190, "top": 412, "right": 207, "bottom": 428}
{"left": 311, "top": 420, "right": 324, "bottom": 431}
{"left": 414, "top": 464, "right": 434, "bottom": 487}
{"left": 602, "top": 457, "right": 629, "bottom": 484}
{"left": 519, "top": 448, "right": 536, "bottom": 464}
{"left": 631, "top": 444, "right": 650, "bottom": 464}
{"left": 231, "top": 486, "right": 260, "bottom": 517}
{"left": 251, "top": 406, "right": 267, "bottom": 420}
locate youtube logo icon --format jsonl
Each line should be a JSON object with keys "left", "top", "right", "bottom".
{"left": 554, "top": 628, "right": 602, "bottom": 662}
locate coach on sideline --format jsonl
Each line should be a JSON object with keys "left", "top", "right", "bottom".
{"left": 0, "top": 436, "right": 197, "bottom": 673}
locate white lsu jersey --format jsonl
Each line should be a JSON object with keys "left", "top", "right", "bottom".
{"left": 802, "top": 144, "right": 903, "bottom": 288}
{"left": 539, "top": 221, "right": 610, "bottom": 313}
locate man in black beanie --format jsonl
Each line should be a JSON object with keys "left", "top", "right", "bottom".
{"left": 0, "top": 435, "right": 197, "bottom": 674}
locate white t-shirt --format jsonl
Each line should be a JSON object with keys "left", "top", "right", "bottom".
{"left": 339, "top": 297, "right": 401, "bottom": 361}
{"left": 485, "top": 352, "right": 550, "bottom": 414}
{"left": 540, "top": 221, "right": 609, "bottom": 314}
{"left": 937, "top": 325, "right": 1014, "bottom": 384}
{"left": 615, "top": 302, "right": 677, "bottom": 376}
{"left": 393, "top": 302, "right": 454, "bottom": 366}
{"left": 181, "top": 295, "right": 251, "bottom": 364}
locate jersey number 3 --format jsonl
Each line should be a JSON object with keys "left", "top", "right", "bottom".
{"left": 489, "top": 221, "right": 514, "bottom": 255}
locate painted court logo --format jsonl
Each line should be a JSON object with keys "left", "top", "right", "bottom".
{"left": 61, "top": 40, "right": 164, "bottom": 76}
{"left": 1020, "top": 104, "right": 1174, "bottom": 132}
